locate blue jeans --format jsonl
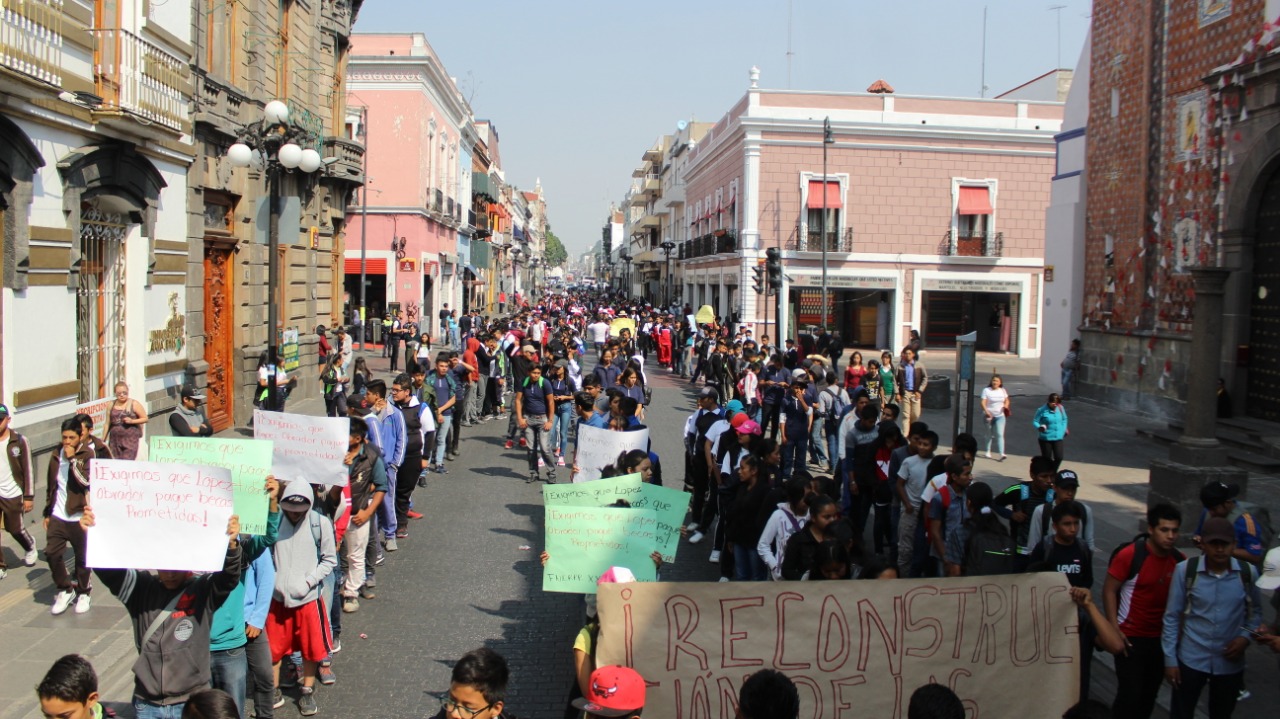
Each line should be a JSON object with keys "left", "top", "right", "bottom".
{"left": 552, "top": 406, "right": 574, "bottom": 456}
{"left": 433, "top": 419, "right": 452, "bottom": 466}
{"left": 1061, "top": 368, "right": 1075, "bottom": 398}
{"left": 986, "top": 415, "right": 1006, "bottom": 456}
{"left": 824, "top": 423, "right": 840, "bottom": 474}
{"left": 210, "top": 646, "right": 249, "bottom": 716}
{"left": 733, "top": 544, "right": 768, "bottom": 581}
{"left": 781, "top": 435, "right": 808, "bottom": 479}
{"left": 134, "top": 699, "right": 185, "bottom": 719}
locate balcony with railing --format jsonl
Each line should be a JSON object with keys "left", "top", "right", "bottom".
{"left": 939, "top": 230, "right": 1004, "bottom": 257}
{"left": 91, "top": 27, "right": 191, "bottom": 132}
{"left": 1, "top": 0, "right": 64, "bottom": 88}
{"left": 322, "top": 136, "right": 364, "bottom": 184}
{"left": 681, "top": 230, "right": 737, "bottom": 259}
{"left": 785, "top": 226, "right": 855, "bottom": 253}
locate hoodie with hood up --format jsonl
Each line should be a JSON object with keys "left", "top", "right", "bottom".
{"left": 271, "top": 479, "right": 337, "bottom": 609}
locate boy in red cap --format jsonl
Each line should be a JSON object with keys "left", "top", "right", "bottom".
{"left": 571, "top": 665, "right": 645, "bottom": 719}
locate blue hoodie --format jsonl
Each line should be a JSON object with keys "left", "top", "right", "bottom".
{"left": 210, "top": 510, "right": 281, "bottom": 651}
{"left": 1032, "top": 403, "right": 1069, "bottom": 441}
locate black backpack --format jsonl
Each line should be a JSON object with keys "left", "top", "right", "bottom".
{"left": 964, "top": 526, "right": 1018, "bottom": 576}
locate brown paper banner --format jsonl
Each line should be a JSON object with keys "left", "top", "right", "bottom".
{"left": 597, "top": 573, "right": 1080, "bottom": 718}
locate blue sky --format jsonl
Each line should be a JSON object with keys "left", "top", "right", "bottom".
{"left": 353, "top": 0, "right": 1091, "bottom": 259}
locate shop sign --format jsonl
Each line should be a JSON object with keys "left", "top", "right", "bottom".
{"left": 280, "top": 329, "right": 300, "bottom": 372}
{"left": 923, "top": 277, "right": 1023, "bottom": 293}
{"left": 789, "top": 273, "right": 895, "bottom": 290}
{"left": 398, "top": 258, "right": 418, "bottom": 273}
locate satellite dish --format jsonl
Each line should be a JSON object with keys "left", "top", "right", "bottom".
{"left": 676, "top": 120, "right": 689, "bottom": 131}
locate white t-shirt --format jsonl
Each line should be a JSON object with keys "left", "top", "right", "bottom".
{"left": 589, "top": 322, "right": 610, "bottom": 344}
{"left": 981, "top": 386, "right": 1008, "bottom": 417}
{"left": 0, "top": 453, "right": 18, "bottom": 499}
{"left": 897, "top": 455, "right": 933, "bottom": 506}
{"left": 259, "top": 365, "right": 289, "bottom": 385}
{"left": 52, "top": 459, "right": 82, "bottom": 522}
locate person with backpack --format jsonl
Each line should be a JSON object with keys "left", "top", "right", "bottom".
{"left": 1026, "top": 500, "right": 1096, "bottom": 701}
{"left": 1194, "top": 481, "right": 1268, "bottom": 566}
{"left": 994, "top": 455, "right": 1057, "bottom": 565}
{"left": 780, "top": 494, "right": 840, "bottom": 580}
{"left": 1104, "top": 502, "right": 1183, "bottom": 719}
{"left": 818, "top": 376, "right": 850, "bottom": 477}
{"left": 757, "top": 475, "right": 810, "bottom": 580}
{"left": 954, "top": 481, "right": 1016, "bottom": 576}
{"left": 267, "top": 479, "right": 338, "bottom": 717}
{"left": 515, "top": 363, "right": 558, "bottom": 484}
{"left": 896, "top": 429, "right": 939, "bottom": 578}
{"left": 1026, "top": 470, "right": 1096, "bottom": 554}
{"left": 928, "top": 454, "right": 972, "bottom": 577}
{"left": 1162, "top": 516, "right": 1263, "bottom": 719}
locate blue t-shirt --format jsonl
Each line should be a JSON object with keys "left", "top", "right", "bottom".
{"left": 781, "top": 395, "right": 810, "bottom": 440}
{"left": 521, "top": 378, "right": 550, "bottom": 416}
{"left": 928, "top": 485, "right": 969, "bottom": 562}
{"left": 432, "top": 373, "right": 458, "bottom": 416}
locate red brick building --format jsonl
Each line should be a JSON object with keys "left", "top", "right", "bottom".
{"left": 1078, "top": 0, "right": 1280, "bottom": 419}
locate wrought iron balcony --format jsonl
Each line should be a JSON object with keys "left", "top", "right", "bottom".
{"left": 785, "top": 226, "right": 854, "bottom": 252}
{"left": 1, "top": 0, "right": 64, "bottom": 87}
{"left": 939, "top": 230, "right": 1004, "bottom": 257}
{"left": 682, "top": 231, "right": 738, "bottom": 259}
{"left": 90, "top": 27, "right": 191, "bottom": 132}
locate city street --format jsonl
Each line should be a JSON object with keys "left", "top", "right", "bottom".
{"left": 0, "top": 348, "right": 1276, "bottom": 718}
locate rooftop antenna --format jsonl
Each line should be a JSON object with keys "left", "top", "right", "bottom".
{"left": 1049, "top": 5, "right": 1067, "bottom": 68}
{"left": 786, "top": 0, "right": 794, "bottom": 88}
{"left": 980, "top": 5, "right": 989, "bottom": 97}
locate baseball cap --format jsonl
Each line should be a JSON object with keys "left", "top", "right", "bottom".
{"left": 1200, "top": 516, "right": 1236, "bottom": 544}
{"left": 597, "top": 566, "right": 637, "bottom": 586}
{"left": 571, "top": 665, "right": 646, "bottom": 718}
{"left": 1054, "top": 470, "right": 1080, "bottom": 489}
{"left": 725, "top": 399, "right": 745, "bottom": 415}
{"left": 729, "top": 413, "right": 749, "bottom": 429}
{"left": 1199, "top": 480, "right": 1240, "bottom": 508}
{"left": 0, "top": 403, "right": 10, "bottom": 418}
{"left": 180, "top": 386, "right": 206, "bottom": 401}
{"left": 698, "top": 387, "right": 718, "bottom": 400}
{"left": 792, "top": 368, "right": 809, "bottom": 380}
{"left": 554, "top": 359, "right": 569, "bottom": 369}
{"left": 736, "top": 419, "right": 762, "bottom": 436}
{"left": 279, "top": 479, "right": 313, "bottom": 511}
{"left": 1258, "top": 547, "right": 1280, "bottom": 590}
{"left": 522, "top": 344, "right": 536, "bottom": 353}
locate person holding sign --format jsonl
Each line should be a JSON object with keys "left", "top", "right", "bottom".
{"left": 44, "top": 418, "right": 95, "bottom": 616}
{"left": 79, "top": 505, "right": 243, "bottom": 718}
{"left": 516, "top": 364, "right": 557, "bottom": 484}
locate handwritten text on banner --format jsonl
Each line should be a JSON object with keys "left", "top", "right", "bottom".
{"left": 253, "top": 410, "right": 348, "bottom": 486}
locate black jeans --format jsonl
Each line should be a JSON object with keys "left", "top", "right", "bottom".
{"left": 1171, "top": 664, "right": 1243, "bottom": 719}
{"left": 393, "top": 456, "right": 421, "bottom": 529}
{"left": 689, "top": 457, "right": 710, "bottom": 528}
{"left": 760, "top": 403, "right": 782, "bottom": 441}
{"left": 1038, "top": 438, "right": 1064, "bottom": 472}
{"left": 1111, "top": 636, "right": 1165, "bottom": 719}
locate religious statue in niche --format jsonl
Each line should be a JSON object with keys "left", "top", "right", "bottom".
{"left": 148, "top": 292, "right": 186, "bottom": 354}
{"left": 1172, "top": 217, "right": 1199, "bottom": 272}
{"left": 1175, "top": 90, "right": 1207, "bottom": 162}
{"left": 1199, "top": 0, "right": 1232, "bottom": 27}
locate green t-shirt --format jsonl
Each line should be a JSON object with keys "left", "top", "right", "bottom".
{"left": 880, "top": 367, "right": 896, "bottom": 398}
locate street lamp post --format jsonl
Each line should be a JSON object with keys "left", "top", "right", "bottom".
{"left": 227, "top": 100, "right": 324, "bottom": 413}
{"left": 820, "top": 116, "right": 834, "bottom": 331}
{"left": 659, "top": 240, "right": 676, "bottom": 308}
{"left": 511, "top": 247, "right": 522, "bottom": 302}
{"left": 620, "top": 253, "right": 633, "bottom": 298}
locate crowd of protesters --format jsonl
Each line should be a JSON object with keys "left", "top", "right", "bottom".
{"left": 4, "top": 282, "right": 1280, "bottom": 719}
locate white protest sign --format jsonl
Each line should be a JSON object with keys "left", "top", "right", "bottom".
{"left": 572, "top": 424, "right": 649, "bottom": 482}
{"left": 253, "top": 410, "right": 348, "bottom": 486}
{"left": 86, "top": 460, "right": 234, "bottom": 572}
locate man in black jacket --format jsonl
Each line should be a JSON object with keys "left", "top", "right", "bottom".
{"left": 81, "top": 506, "right": 242, "bottom": 717}
{"left": 169, "top": 387, "right": 213, "bottom": 437}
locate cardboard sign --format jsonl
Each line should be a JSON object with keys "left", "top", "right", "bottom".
{"left": 543, "top": 473, "right": 643, "bottom": 507}
{"left": 148, "top": 437, "right": 274, "bottom": 535}
{"left": 86, "top": 460, "right": 235, "bottom": 572}
{"left": 253, "top": 411, "right": 348, "bottom": 486}
{"left": 597, "top": 574, "right": 1080, "bottom": 719}
{"left": 631, "top": 483, "right": 691, "bottom": 562}
{"left": 572, "top": 424, "right": 649, "bottom": 482}
{"left": 543, "top": 505, "right": 658, "bottom": 593}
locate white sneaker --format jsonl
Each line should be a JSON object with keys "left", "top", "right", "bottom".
{"left": 685, "top": 522, "right": 700, "bottom": 532}
{"left": 718, "top": 576, "right": 731, "bottom": 582}
{"left": 709, "top": 550, "right": 721, "bottom": 563}
{"left": 538, "top": 458, "right": 546, "bottom": 468}
{"left": 984, "top": 451, "right": 992, "bottom": 459}
{"left": 0, "top": 568, "right": 6, "bottom": 580}
{"left": 688, "top": 531, "right": 705, "bottom": 544}
{"left": 51, "top": 590, "right": 75, "bottom": 615}
{"left": 23, "top": 548, "right": 37, "bottom": 566}
{"left": 384, "top": 538, "right": 398, "bottom": 552}
{"left": 74, "top": 594, "right": 91, "bottom": 614}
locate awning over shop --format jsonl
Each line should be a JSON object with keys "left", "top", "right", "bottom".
{"left": 807, "top": 180, "right": 842, "bottom": 209}
{"left": 957, "top": 186, "right": 993, "bottom": 215}
{"left": 344, "top": 258, "right": 387, "bottom": 274}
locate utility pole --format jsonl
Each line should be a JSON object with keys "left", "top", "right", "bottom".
{"left": 980, "top": 5, "right": 989, "bottom": 98}
{"left": 820, "top": 116, "right": 833, "bottom": 331}
{"left": 1049, "top": 5, "right": 1066, "bottom": 68}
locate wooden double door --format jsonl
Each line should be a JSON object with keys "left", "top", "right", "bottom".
{"left": 203, "top": 242, "right": 236, "bottom": 432}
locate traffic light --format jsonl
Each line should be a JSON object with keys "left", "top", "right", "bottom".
{"left": 752, "top": 262, "right": 766, "bottom": 295}
{"left": 766, "top": 247, "right": 782, "bottom": 293}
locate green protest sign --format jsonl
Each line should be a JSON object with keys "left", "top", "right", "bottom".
{"left": 632, "top": 483, "right": 691, "bottom": 562}
{"left": 543, "top": 505, "right": 658, "bottom": 593}
{"left": 149, "top": 436, "right": 274, "bottom": 534}
{"left": 542, "top": 473, "right": 643, "bottom": 507}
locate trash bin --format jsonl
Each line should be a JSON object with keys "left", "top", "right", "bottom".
{"left": 923, "top": 374, "right": 950, "bottom": 410}
{"left": 371, "top": 321, "right": 383, "bottom": 346}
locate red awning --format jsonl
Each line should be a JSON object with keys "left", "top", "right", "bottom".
{"left": 344, "top": 258, "right": 387, "bottom": 274}
{"left": 957, "top": 186, "right": 993, "bottom": 215}
{"left": 806, "top": 180, "right": 842, "bottom": 209}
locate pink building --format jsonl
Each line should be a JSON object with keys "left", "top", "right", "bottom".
{"left": 680, "top": 71, "right": 1064, "bottom": 356}
{"left": 344, "top": 33, "right": 475, "bottom": 330}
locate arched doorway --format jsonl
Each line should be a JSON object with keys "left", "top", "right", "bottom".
{"left": 1247, "top": 168, "right": 1280, "bottom": 420}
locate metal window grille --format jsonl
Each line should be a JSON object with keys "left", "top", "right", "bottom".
{"left": 77, "top": 207, "right": 128, "bottom": 402}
